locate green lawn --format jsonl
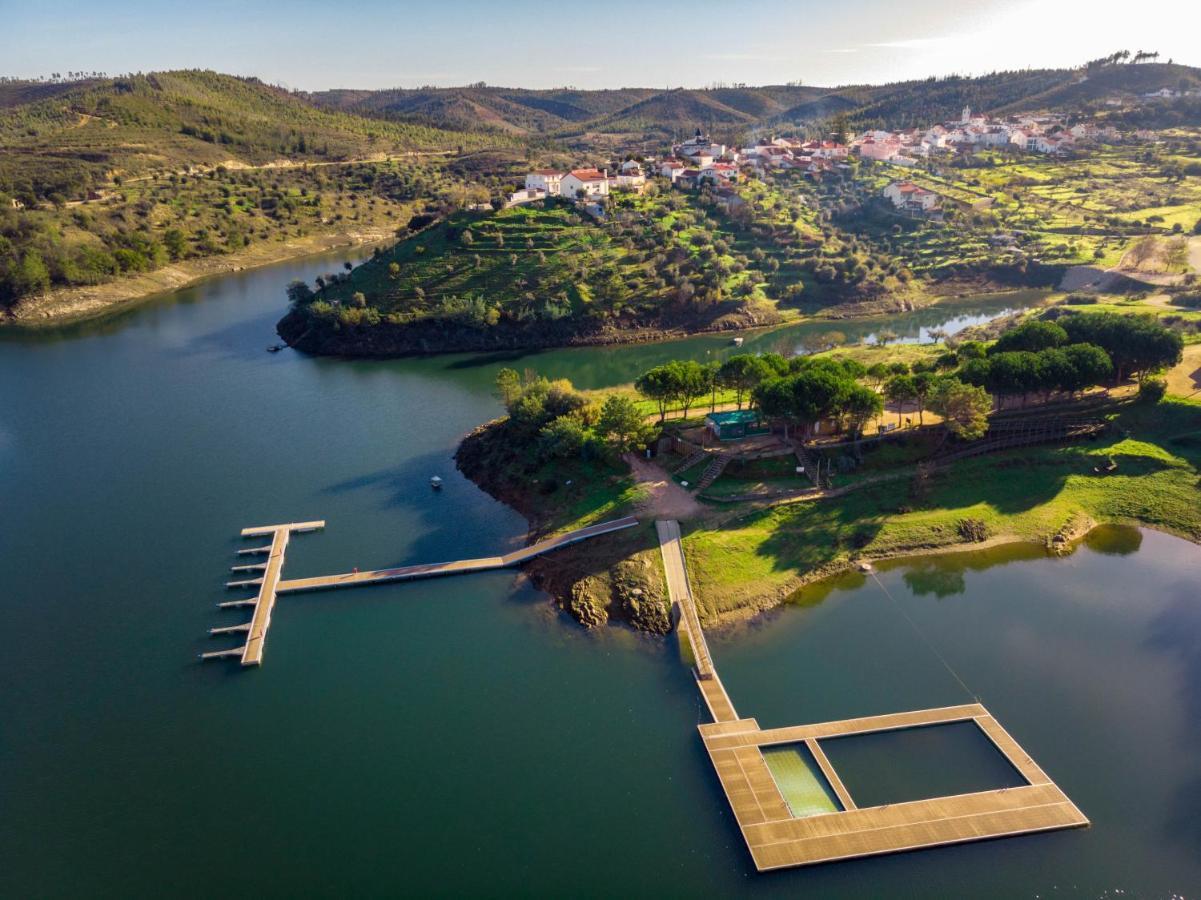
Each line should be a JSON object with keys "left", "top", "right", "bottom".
{"left": 682, "top": 398, "right": 1201, "bottom": 620}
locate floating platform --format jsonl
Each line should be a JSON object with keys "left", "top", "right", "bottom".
{"left": 698, "top": 705, "right": 1088, "bottom": 870}
{"left": 203, "top": 516, "right": 639, "bottom": 666}
{"left": 654, "top": 519, "right": 1088, "bottom": 872}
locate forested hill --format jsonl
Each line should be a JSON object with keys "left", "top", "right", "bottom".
{"left": 310, "top": 62, "right": 1201, "bottom": 141}
{"left": 0, "top": 70, "right": 507, "bottom": 203}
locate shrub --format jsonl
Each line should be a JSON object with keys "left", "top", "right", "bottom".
{"left": 1139, "top": 377, "right": 1167, "bottom": 404}
{"left": 957, "top": 518, "right": 990, "bottom": 542}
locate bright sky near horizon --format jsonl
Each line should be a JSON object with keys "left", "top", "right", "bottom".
{"left": 2, "top": 0, "right": 1198, "bottom": 91}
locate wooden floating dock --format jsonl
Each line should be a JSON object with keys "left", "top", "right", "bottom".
{"left": 654, "top": 519, "right": 1088, "bottom": 871}
{"left": 203, "top": 516, "right": 639, "bottom": 666}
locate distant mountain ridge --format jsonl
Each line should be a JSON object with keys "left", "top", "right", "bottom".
{"left": 308, "top": 62, "right": 1201, "bottom": 139}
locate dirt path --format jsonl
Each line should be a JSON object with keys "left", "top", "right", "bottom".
{"left": 624, "top": 453, "right": 704, "bottom": 521}
{"left": 1166, "top": 343, "right": 1201, "bottom": 399}
{"left": 1060, "top": 236, "right": 1201, "bottom": 293}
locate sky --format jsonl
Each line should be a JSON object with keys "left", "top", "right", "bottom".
{"left": 2, "top": 0, "right": 1199, "bottom": 91}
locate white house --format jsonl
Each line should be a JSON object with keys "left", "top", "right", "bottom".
{"left": 559, "top": 168, "right": 610, "bottom": 200}
{"left": 698, "top": 162, "right": 738, "bottom": 184}
{"left": 883, "top": 181, "right": 940, "bottom": 213}
{"left": 613, "top": 166, "right": 646, "bottom": 190}
{"left": 660, "top": 159, "right": 687, "bottom": 182}
{"left": 858, "top": 137, "right": 901, "bottom": 161}
{"left": 1028, "top": 134, "right": 1073, "bottom": 155}
{"left": 525, "top": 170, "right": 563, "bottom": 196}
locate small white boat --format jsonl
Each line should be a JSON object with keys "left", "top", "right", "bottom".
{"left": 430, "top": 476, "right": 443, "bottom": 490}
{"left": 731, "top": 336, "right": 744, "bottom": 347}
{"left": 858, "top": 562, "right": 873, "bottom": 573}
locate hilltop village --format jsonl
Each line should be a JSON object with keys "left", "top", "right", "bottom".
{"left": 513, "top": 106, "right": 1160, "bottom": 221}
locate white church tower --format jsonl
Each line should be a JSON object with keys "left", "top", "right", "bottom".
{"left": 961, "top": 105, "right": 971, "bottom": 124}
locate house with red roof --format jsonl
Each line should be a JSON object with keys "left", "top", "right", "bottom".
{"left": 883, "top": 181, "right": 940, "bottom": 214}
{"left": 559, "top": 168, "right": 610, "bottom": 200}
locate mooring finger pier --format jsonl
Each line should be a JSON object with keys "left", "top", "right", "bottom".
{"left": 203, "top": 516, "right": 639, "bottom": 666}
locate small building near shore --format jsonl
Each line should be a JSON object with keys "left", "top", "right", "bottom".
{"left": 706, "top": 409, "right": 770, "bottom": 441}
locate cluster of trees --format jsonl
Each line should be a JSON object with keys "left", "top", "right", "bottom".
{"left": 495, "top": 369, "right": 650, "bottom": 462}
{"left": 0, "top": 213, "right": 174, "bottom": 306}
{"left": 635, "top": 353, "right": 802, "bottom": 422}
{"left": 634, "top": 350, "right": 992, "bottom": 441}
{"left": 753, "top": 357, "right": 883, "bottom": 438}
{"left": 956, "top": 314, "right": 1181, "bottom": 405}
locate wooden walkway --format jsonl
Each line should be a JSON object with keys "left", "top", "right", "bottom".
{"left": 655, "top": 520, "right": 739, "bottom": 723}
{"left": 203, "top": 516, "right": 638, "bottom": 666}
{"left": 275, "top": 517, "right": 638, "bottom": 594}
{"left": 652, "top": 520, "right": 1088, "bottom": 871}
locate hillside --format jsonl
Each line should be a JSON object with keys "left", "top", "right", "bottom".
{"left": 0, "top": 70, "right": 506, "bottom": 203}
{"left": 310, "top": 86, "right": 660, "bottom": 134}
{"left": 310, "top": 63, "right": 1201, "bottom": 144}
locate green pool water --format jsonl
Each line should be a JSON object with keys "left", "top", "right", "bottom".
{"left": 761, "top": 744, "right": 842, "bottom": 818}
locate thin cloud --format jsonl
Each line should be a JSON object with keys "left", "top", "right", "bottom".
{"left": 866, "top": 36, "right": 958, "bottom": 50}
{"left": 704, "top": 52, "right": 785, "bottom": 61}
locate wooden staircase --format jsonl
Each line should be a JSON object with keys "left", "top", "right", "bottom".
{"left": 696, "top": 454, "right": 731, "bottom": 490}
{"left": 673, "top": 449, "right": 709, "bottom": 474}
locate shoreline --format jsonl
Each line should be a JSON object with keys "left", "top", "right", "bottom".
{"left": 280, "top": 282, "right": 1052, "bottom": 359}
{"left": 696, "top": 517, "right": 1201, "bottom": 634}
{"left": 1, "top": 227, "right": 395, "bottom": 330}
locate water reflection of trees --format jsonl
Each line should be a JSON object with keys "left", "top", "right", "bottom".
{"left": 1083, "top": 523, "right": 1143, "bottom": 556}
{"left": 902, "top": 562, "right": 967, "bottom": 598}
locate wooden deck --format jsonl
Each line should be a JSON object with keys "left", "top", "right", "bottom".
{"left": 698, "top": 705, "right": 1088, "bottom": 870}
{"left": 652, "top": 519, "right": 1088, "bottom": 871}
{"left": 203, "top": 516, "right": 639, "bottom": 665}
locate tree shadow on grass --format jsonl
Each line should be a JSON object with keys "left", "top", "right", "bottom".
{"left": 740, "top": 439, "right": 1178, "bottom": 585}
{"left": 926, "top": 442, "right": 1176, "bottom": 517}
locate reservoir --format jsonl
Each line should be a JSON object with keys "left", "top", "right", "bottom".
{"left": 1, "top": 256, "right": 1197, "bottom": 897}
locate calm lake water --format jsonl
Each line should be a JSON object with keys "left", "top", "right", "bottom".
{"left": 2, "top": 256, "right": 1198, "bottom": 897}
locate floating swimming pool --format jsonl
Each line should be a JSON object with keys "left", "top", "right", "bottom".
{"left": 819, "top": 720, "right": 1027, "bottom": 808}
{"left": 760, "top": 743, "right": 843, "bottom": 818}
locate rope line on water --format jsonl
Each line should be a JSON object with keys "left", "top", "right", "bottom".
{"left": 868, "top": 570, "right": 979, "bottom": 703}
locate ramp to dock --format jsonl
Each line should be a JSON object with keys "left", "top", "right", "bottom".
{"left": 652, "top": 519, "right": 1088, "bottom": 871}
{"left": 276, "top": 517, "right": 638, "bottom": 594}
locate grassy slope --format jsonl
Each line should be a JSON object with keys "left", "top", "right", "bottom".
{"left": 683, "top": 398, "right": 1201, "bottom": 621}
